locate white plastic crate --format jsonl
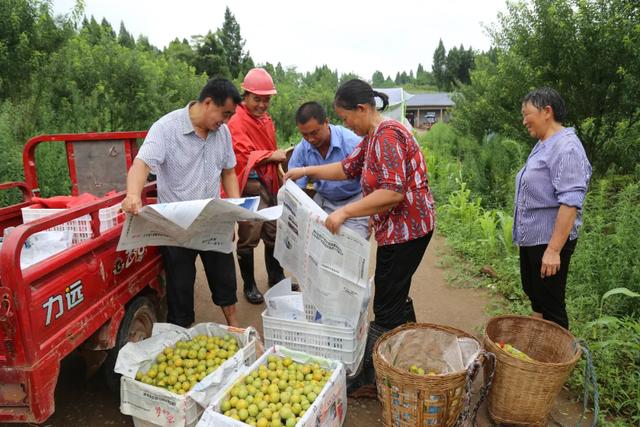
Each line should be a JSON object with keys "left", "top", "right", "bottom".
{"left": 261, "top": 303, "right": 368, "bottom": 374}
{"left": 21, "top": 203, "right": 122, "bottom": 244}
{"left": 98, "top": 204, "right": 122, "bottom": 232}
{"left": 21, "top": 207, "right": 91, "bottom": 244}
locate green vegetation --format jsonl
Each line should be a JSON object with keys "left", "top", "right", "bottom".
{"left": 452, "top": 0, "right": 640, "bottom": 175}
{"left": 371, "top": 63, "right": 438, "bottom": 91}
{"left": 421, "top": 124, "right": 639, "bottom": 424}
{"left": 418, "top": 1, "right": 639, "bottom": 420}
{"left": 0, "top": 2, "right": 477, "bottom": 204}
{"left": 431, "top": 39, "right": 476, "bottom": 91}
{"left": 0, "top": 0, "right": 208, "bottom": 205}
{"left": 0, "top": 1, "right": 369, "bottom": 206}
{"left": 370, "top": 39, "right": 476, "bottom": 92}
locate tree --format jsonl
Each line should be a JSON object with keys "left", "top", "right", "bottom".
{"left": 274, "top": 62, "right": 286, "bottom": 83}
{"left": 371, "top": 70, "right": 385, "bottom": 86}
{"left": 219, "top": 7, "right": 245, "bottom": 78}
{"left": 445, "top": 44, "right": 475, "bottom": 88}
{"left": 432, "top": 39, "right": 447, "bottom": 90}
{"left": 165, "top": 38, "right": 195, "bottom": 66}
{"left": 117, "top": 21, "right": 135, "bottom": 48}
{"left": 431, "top": 40, "right": 476, "bottom": 90}
{"left": 0, "top": 0, "right": 71, "bottom": 98}
{"left": 240, "top": 53, "right": 255, "bottom": 76}
{"left": 305, "top": 65, "right": 338, "bottom": 87}
{"left": 100, "top": 18, "right": 115, "bottom": 39}
{"left": 193, "top": 31, "right": 229, "bottom": 77}
{"left": 82, "top": 16, "right": 102, "bottom": 44}
{"left": 1, "top": 4, "right": 356, "bottom": 205}
{"left": 339, "top": 72, "right": 360, "bottom": 85}
{"left": 136, "top": 34, "right": 158, "bottom": 53}
{"left": 453, "top": 0, "right": 640, "bottom": 174}
{"left": 162, "top": 7, "right": 252, "bottom": 77}
{"left": 416, "top": 63, "right": 434, "bottom": 86}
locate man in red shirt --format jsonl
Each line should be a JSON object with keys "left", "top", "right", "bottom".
{"left": 228, "top": 68, "right": 287, "bottom": 304}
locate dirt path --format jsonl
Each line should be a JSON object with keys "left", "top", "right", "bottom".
{"left": 3, "top": 233, "right": 592, "bottom": 427}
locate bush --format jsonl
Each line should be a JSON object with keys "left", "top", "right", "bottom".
{"left": 568, "top": 180, "right": 640, "bottom": 316}
{"left": 0, "top": 101, "right": 28, "bottom": 206}
{"left": 451, "top": 0, "right": 640, "bottom": 175}
{"left": 419, "top": 123, "right": 526, "bottom": 210}
{"left": 0, "top": 20, "right": 207, "bottom": 206}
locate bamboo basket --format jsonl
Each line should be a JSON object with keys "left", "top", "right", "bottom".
{"left": 373, "top": 323, "right": 491, "bottom": 427}
{"left": 483, "top": 315, "right": 582, "bottom": 426}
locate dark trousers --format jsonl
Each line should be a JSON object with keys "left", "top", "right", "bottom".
{"left": 237, "top": 179, "right": 277, "bottom": 252}
{"left": 373, "top": 231, "right": 433, "bottom": 329}
{"left": 519, "top": 239, "right": 577, "bottom": 329}
{"left": 160, "top": 246, "right": 237, "bottom": 327}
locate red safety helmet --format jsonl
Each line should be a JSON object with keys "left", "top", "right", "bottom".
{"left": 241, "top": 68, "right": 277, "bottom": 95}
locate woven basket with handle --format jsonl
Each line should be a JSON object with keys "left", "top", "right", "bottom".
{"left": 483, "top": 315, "right": 582, "bottom": 426}
{"left": 373, "top": 323, "right": 493, "bottom": 427}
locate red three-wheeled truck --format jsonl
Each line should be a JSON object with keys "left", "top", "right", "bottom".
{"left": 0, "top": 132, "right": 166, "bottom": 423}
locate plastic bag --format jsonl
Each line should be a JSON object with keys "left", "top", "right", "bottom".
{"left": 264, "top": 278, "right": 306, "bottom": 321}
{"left": 378, "top": 328, "right": 480, "bottom": 375}
{"left": 20, "top": 230, "right": 73, "bottom": 269}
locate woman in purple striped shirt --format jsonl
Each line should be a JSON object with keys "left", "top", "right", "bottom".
{"left": 513, "top": 87, "right": 592, "bottom": 329}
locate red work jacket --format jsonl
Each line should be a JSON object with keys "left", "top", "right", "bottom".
{"left": 227, "top": 104, "right": 280, "bottom": 195}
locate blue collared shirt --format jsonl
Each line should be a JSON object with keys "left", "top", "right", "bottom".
{"left": 288, "top": 124, "right": 362, "bottom": 201}
{"left": 512, "top": 127, "right": 592, "bottom": 246}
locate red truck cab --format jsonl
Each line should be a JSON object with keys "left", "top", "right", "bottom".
{"left": 0, "top": 132, "right": 165, "bottom": 423}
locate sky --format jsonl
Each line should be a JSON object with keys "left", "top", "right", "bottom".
{"left": 52, "top": 0, "right": 508, "bottom": 79}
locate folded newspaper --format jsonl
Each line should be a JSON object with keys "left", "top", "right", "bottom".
{"left": 117, "top": 197, "right": 282, "bottom": 252}
{"left": 275, "top": 180, "right": 371, "bottom": 328}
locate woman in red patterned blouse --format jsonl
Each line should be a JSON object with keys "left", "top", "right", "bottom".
{"left": 284, "top": 79, "right": 436, "bottom": 397}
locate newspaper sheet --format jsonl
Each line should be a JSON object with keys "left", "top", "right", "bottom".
{"left": 275, "top": 180, "right": 371, "bottom": 327}
{"left": 117, "top": 197, "right": 282, "bottom": 252}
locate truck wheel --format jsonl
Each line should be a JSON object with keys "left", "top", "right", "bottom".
{"left": 103, "top": 295, "right": 157, "bottom": 393}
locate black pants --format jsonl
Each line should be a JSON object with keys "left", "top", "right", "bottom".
{"left": 519, "top": 239, "right": 577, "bottom": 329}
{"left": 160, "top": 246, "right": 237, "bottom": 327}
{"left": 373, "top": 231, "right": 433, "bottom": 329}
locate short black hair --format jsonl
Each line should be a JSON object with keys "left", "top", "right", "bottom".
{"left": 522, "top": 87, "right": 567, "bottom": 123}
{"left": 198, "top": 78, "right": 242, "bottom": 106}
{"left": 295, "top": 102, "right": 327, "bottom": 125}
{"left": 334, "top": 78, "right": 389, "bottom": 112}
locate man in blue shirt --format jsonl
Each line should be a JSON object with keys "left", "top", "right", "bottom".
{"left": 288, "top": 102, "right": 369, "bottom": 239}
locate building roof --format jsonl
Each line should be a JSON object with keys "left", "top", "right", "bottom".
{"left": 406, "top": 92, "right": 454, "bottom": 108}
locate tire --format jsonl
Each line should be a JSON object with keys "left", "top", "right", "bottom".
{"left": 103, "top": 295, "right": 157, "bottom": 393}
